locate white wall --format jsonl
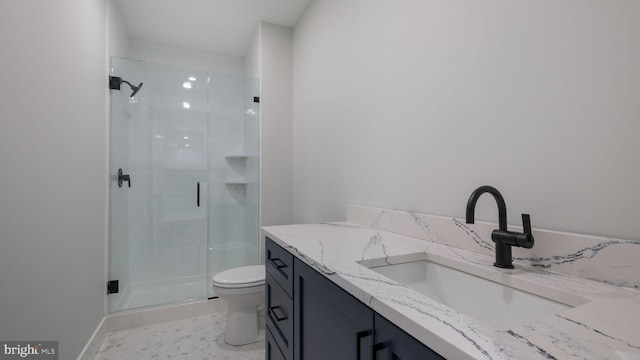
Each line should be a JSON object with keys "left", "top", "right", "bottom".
{"left": 107, "top": 0, "right": 130, "bottom": 59}
{"left": 293, "top": 0, "right": 640, "bottom": 240}
{"left": 260, "top": 22, "right": 294, "bottom": 226}
{"left": 0, "top": 0, "right": 108, "bottom": 359}
{"left": 244, "top": 26, "right": 261, "bottom": 79}
{"left": 107, "top": 1, "right": 244, "bottom": 75}
{"left": 128, "top": 38, "right": 245, "bottom": 75}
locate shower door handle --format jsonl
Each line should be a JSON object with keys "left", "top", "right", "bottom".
{"left": 197, "top": 182, "right": 200, "bottom": 207}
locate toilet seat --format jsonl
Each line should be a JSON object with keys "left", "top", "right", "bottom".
{"left": 212, "top": 265, "right": 265, "bottom": 289}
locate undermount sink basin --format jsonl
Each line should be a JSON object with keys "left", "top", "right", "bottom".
{"left": 368, "top": 259, "right": 583, "bottom": 330}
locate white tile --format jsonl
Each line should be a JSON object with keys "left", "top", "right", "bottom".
{"left": 96, "top": 312, "right": 264, "bottom": 360}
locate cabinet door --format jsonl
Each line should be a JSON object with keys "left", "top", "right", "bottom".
{"left": 373, "top": 314, "right": 445, "bottom": 360}
{"left": 294, "top": 258, "right": 374, "bottom": 360}
{"left": 267, "top": 327, "right": 287, "bottom": 360}
{"left": 266, "top": 272, "right": 294, "bottom": 359}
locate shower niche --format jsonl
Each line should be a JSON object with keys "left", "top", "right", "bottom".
{"left": 108, "top": 57, "right": 260, "bottom": 313}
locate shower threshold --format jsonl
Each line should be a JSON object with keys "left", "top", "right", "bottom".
{"left": 112, "top": 275, "right": 209, "bottom": 313}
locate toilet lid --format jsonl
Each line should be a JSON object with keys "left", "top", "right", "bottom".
{"left": 212, "top": 265, "right": 265, "bottom": 288}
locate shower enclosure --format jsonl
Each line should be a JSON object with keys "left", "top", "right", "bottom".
{"left": 108, "top": 57, "right": 259, "bottom": 313}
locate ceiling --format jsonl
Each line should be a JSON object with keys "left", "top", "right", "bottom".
{"left": 115, "top": 0, "right": 312, "bottom": 57}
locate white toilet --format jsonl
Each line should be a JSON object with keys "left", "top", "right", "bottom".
{"left": 212, "top": 265, "right": 266, "bottom": 345}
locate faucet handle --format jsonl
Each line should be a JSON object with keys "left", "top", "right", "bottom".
{"left": 522, "top": 214, "right": 532, "bottom": 234}
{"left": 515, "top": 214, "right": 535, "bottom": 249}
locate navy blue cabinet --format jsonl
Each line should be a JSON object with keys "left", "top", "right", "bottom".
{"left": 373, "top": 314, "right": 445, "bottom": 360}
{"left": 294, "top": 257, "right": 374, "bottom": 360}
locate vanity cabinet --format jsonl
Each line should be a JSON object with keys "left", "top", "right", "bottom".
{"left": 294, "top": 257, "right": 374, "bottom": 360}
{"left": 265, "top": 237, "right": 444, "bottom": 360}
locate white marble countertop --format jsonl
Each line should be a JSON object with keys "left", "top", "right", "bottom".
{"left": 263, "top": 221, "right": 640, "bottom": 360}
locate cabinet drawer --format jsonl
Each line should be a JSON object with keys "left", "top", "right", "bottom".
{"left": 267, "top": 272, "right": 294, "bottom": 360}
{"left": 266, "top": 237, "right": 294, "bottom": 297}
{"left": 374, "top": 313, "right": 445, "bottom": 359}
{"left": 266, "top": 326, "right": 287, "bottom": 360}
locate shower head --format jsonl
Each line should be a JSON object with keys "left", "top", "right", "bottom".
{"left": 122, "top": 80, "right": 143, "bottom": 97}
{"left": 129, "top": 82, "right": 143, "bottom": 97}
{"left": 109, "top": 76, "right": 143, "bottom": 97}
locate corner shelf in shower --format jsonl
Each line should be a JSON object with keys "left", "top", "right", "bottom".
{"left": 225, "top": 179, "right": 248, "bottom": 185}
{"left": 225, "top": 154, "right": 249, "bottom": 186}
{"left": 225, "top": 154, "right": 248, "bottom": 161}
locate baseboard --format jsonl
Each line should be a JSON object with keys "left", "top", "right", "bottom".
{"left": 77, "top": 317, "right": 107, "bottom": 360}
{"left": 107, "top": 298, "right": 227, "bottom": 332}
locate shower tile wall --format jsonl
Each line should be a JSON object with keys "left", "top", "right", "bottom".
{"left": 109, "top": 58, "right": 259, "bottom": 311}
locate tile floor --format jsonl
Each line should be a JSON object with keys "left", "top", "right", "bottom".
{"left": 95, "top": 312, "right": 265, "bottom": 360}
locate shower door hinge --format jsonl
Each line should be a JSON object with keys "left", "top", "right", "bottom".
{"left": 253, "top": 96, "right": 260, "bottom": 103}
{"left": 109, "top": 76, "right": 122, "bottom": 90}
{"left": 107, "top": 280, "right": 119, "bottom": 295}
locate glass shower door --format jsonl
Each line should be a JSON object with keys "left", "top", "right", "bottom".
{"left": 108, "top": 58, "right": 209, "bottom": 312}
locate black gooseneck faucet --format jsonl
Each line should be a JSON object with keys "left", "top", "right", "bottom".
{"left": 466, "top": 185, "right": 534, "bottom": 269}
